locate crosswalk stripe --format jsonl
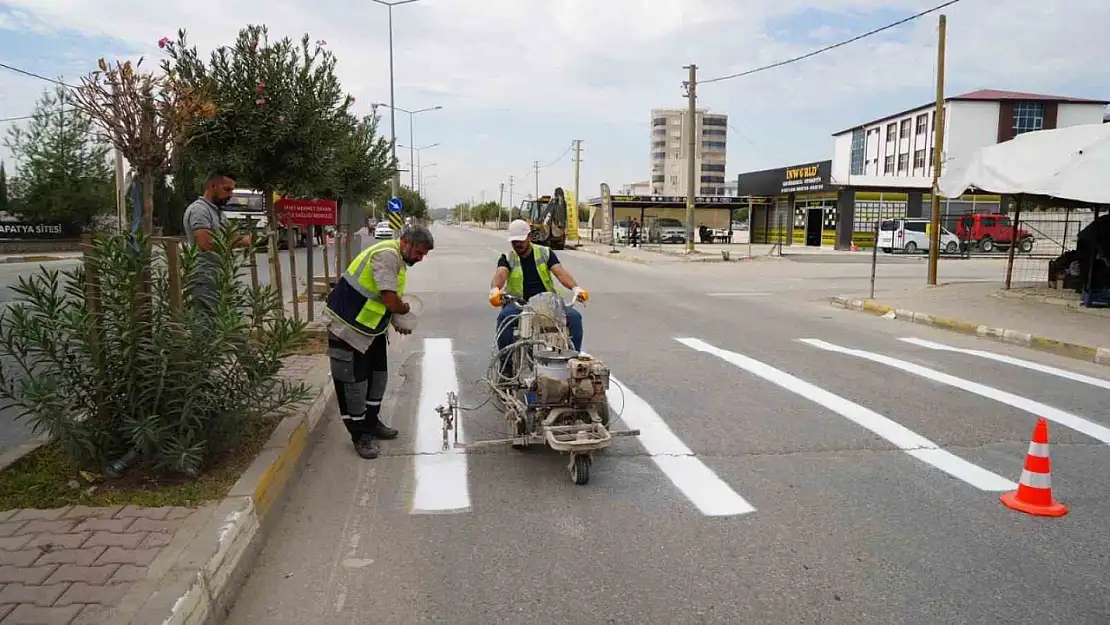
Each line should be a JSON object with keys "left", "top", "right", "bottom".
{"left": 609, "top": 377, "right": 757, "bottom": 516}
{"left": 900, "top": 337, "right": 1110, "bottom": 391}
{"left": 802, "top": 339, "right": 1110, "bottom": 445}
{"left": 411, "top": 338, "right": 470, "bottom": 515}
{"left": 677, "top": 338, "right": 1017, "bottom": 492}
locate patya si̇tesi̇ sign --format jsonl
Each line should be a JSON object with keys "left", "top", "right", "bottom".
{"left": 0, "top": 222, "right": 82, "bottom": 240}
{"left": 275, "top": 199, "right": 339, "bottom": 226}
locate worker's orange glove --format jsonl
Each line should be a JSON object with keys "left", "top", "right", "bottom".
{"left": 488, "top": 287, "right": 504, "bottom": 307}
{"left": 572, "top": 287, "right": 589, "bottom": 303}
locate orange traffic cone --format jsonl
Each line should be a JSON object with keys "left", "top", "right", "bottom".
{"left": 1000, "top": 418, "right": 1068, "bottom": 517}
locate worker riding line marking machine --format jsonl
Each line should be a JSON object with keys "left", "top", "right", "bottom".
{"left": 436, "top": 292, "right": 640, "bottom": 485}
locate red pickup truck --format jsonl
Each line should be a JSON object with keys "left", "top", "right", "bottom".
{"left": 956, "top": 213, "right": 1035, "bottom": 254}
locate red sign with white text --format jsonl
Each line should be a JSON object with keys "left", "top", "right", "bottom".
{"left": 276, "top": 199, "right": 338, "bottom": 226}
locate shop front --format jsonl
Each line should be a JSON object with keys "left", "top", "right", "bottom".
{"left": 736, "top": 160, "right": 839, "bottom": 247}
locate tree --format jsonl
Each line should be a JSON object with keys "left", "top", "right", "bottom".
{"left": 0, "top": 162, "right": 8, "bottom": 213}
{"left": 2, "top": 87, "right": 115, "bottom": 226}
{"left": 391, "top": 186, "right": 428, "bottom": 220}
{"left": 309, "top": 112, "right": 393, "bottom": 223}
{"left": 69, "top": 57, "right": 212, "bottom": 234}
{"left": 165, "top": 26, "right": 355, "bottom": 297}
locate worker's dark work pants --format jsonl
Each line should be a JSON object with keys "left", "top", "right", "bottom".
{"left": 328, "top": 332, "right": 388, "bottom": 442}
{"left": 495, "top": 303, "right": 583, "bottom": 376}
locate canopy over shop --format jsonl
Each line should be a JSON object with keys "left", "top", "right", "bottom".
{"left": 585, "top": 194, "right": 765, "bottom": 241}
{"left": 939, "top": 122, "right": 1110, "bottom": 304}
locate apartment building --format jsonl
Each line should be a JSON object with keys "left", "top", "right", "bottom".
{"left": 831, "top": 89, "right": 1109, "bottom": 189}
{"left": 650, "top": 108, "right": 728, "bottom": 196}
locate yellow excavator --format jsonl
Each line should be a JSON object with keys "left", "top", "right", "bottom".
{"left": 518, "top": 189, "right": 568, "bottom": 250}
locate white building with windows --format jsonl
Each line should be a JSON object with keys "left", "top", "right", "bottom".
{"left": 650, "top": 108, "right": 728, "bottom": 196}
{"left": 831, "top": 89, "right": 1109, "bottom": 189}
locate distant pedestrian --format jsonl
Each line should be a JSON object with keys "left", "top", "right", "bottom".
{"left": 629, "top": 218, "right": 641, "bottom": 247}
{"left": 183, "top": 171, "right": 254, "bottom": 313}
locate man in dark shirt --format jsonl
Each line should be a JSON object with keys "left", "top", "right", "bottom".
{"left": 489, "top": 220, "right": 589, "bottom": 375}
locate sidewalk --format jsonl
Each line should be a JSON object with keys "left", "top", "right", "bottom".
{"left": 0, "top": 355, "right": 332, "bottom": 624}
{"left": 831, "top": 281, "right": 1110, "bottom": 366}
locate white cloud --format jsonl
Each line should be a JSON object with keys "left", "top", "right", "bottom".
{"left": 1, "top": 0, "right": 1108, "bottom": 207}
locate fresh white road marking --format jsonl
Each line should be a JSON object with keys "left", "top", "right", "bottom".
{"left": 802, "top": 339, "right": 1110, "bottom": 445}
{"left": 900, "top": 337, "right": 1110, "bottom": 391}
{"left": 676, "top": 338, "right": 1017, "bottom": 492}
{"left": 609, "top": 376, "right": 756, "bottom": 516}
{"left": 411, "top": 338, "right": 470, "bottom": 514}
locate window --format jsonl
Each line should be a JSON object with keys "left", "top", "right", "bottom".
{"left": 652, "top": 175, "right": 664, "bottom": 183}
{"left": 670, "top": 175, "right": 679, "bottom": 185}
{"left": 702, "top": 128, "right": 727, "bottom": 137}
{"left": 653, "top": 117, "right": 667, "bottom": 126}
{"left": 897, "top": 153, "right": 908, "bottom": 171}
{"left": 899, "top": 119, "right": 911, "bottom": 137}
{"left": 652, "top": 152, "right": 666, "bottom": 160}
{"left": 652, "top": 128, "right": 666, "bottom": 137}
{"left": 884, "top": 155, "right": 895, "bottom": 174}
{"left": 652, "top": 140, "right": 665, "bottom": 148}
{"left": 701, "top": 163, "right": 725, "bottom": 172}
{"left": 848, "top": 128, "right": 865, "bottom": 175}
{"left": 904, "top": 220, "right": 927, "bottom": 232}
{"left": 701, "top": 141, "right": 727, "bottom": 150}
{"left": 703, "top": 117, "right": 727, "bottom": 127}
{"left": 1013, "top": 101, "right": 1044, "bottom": 136}
{"left": 886, "top": 123, "right": 897, "bottom": 142}
{"left": 929, "top": 147, "right": 935, "bottom": 167}
{"left": 700, "top": 175, "right": 725, "bottom": 184}
{"left": 913, "top": 149, "right": 926, "bottom": 169}
{"left": 916, "top": 114, "right": 928, "bottom": 135}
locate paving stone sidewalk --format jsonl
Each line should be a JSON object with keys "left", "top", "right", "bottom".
{"left": 0, "top": 354, "right": 326, "bottom": 624}
{"left": 0, "top": 505, "right": 199, "bottom": 625}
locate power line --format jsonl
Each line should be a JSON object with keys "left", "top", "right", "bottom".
{"left": 0, "top": 115, "right": 34, "bottom": 123}
{"left": 700, "top": 0, "right": 963, "bottom": 85}
{"left": 0, "top": 61, "right": 75, "bottom": 89}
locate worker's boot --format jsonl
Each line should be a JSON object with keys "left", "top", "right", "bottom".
{"left": 367, "top": 417, "right": 399, "bottom": 440}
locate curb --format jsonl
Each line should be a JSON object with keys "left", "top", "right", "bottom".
{"left": 0, "top": 434, "right": 50, "bottom": 472}
{"left": 0, "top": 254, "right": 78, "bottom": 264}
{"left": 830, "top": 296, "right": 1110, "bottom": 368}
{"left": 115, "top": 357, "right": 335, "bottom": 625}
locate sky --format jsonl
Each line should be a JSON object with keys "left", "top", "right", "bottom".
{"left": 1, "top": 0, "right": 1109, "bottom": 209}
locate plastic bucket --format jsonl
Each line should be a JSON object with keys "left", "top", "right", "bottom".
{"left": 391, "top": 294, "right": 424, "bottom": 331}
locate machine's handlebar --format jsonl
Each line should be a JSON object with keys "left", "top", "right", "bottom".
{"left": 501, "top": 292, "right": 584, "bottom": 309}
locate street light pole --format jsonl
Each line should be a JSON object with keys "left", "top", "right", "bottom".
{"left": 371, "top": 0, "right": 421, "bottom": 197}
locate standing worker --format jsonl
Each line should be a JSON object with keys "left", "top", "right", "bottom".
{"left": 324, "top": 226, "right": 436, "bottom": 459}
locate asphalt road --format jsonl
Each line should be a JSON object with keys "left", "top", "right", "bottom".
{"left": 219, "top": 226, "right": 1108, "bottom": 622}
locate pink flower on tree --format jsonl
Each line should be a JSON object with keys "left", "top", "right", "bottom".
{"left": 317, "top": 39, "right": 327, "bottom": 46}
{"left": 256, "top": 97, "right": 267, "bottom": 106}
{"left": 279, "top": 114, "right": 286, "bottom": 122}
{"left": 256, "top": 82, "right": 266, "bottom": 94}
{"left": 158, "top": 37, "right": 172, "bottom": 49}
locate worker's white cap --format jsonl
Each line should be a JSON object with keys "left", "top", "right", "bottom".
{"left": 507, "top": 219, "right": 531, "bottom": 242}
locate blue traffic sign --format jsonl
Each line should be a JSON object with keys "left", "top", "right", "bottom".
{"left": 387, "top": 197, "right": 403, "bottom": 213}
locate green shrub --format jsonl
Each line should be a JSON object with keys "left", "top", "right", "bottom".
{"left": 0, "top": 222, "right": 312, "bottom": 477}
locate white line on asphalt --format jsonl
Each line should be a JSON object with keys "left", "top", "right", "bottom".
{"left": 609, "top": 376, "right": 757, "bottom": 516}
{"left": 411, "top": 338, "right": 470, "bottom": 514}
{"left": 707, "top": 292, "right": 771, "bottom": 297}
{"left": 676, "top": 338, "right": 1017, "bottom": 492}
{"left": 802, "top": 339, "right": 1110, "bottom": 445}
{"left": 899, "top": 337, "right": 1110, "bottom": 391}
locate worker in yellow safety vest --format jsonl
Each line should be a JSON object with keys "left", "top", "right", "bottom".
{"left": 488, "top": 219, "right": 589, "bottom": 377}
{"left": 324, "top": 225, "right": 435, "bottom": 459}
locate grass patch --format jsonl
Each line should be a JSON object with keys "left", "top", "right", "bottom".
{"left": 0, "top": 413, "right": 281, "bottom": 510}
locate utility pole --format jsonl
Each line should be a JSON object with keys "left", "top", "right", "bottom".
{"left": 533, "top": 160, "right": 541, "bottom": 200}
{"left": 927, "top": 14, "right": 948, "bottom": 286}
{"left": 683, "top": 64, "right": 698, "bottom": 253}
{"left": 572, "top": 139, "right": 582, "bottom": 237}
{"left": 508, "top": 175, "right": 515, "bottom": 218}
{"left": 498, "top": 182, "right": 505, "bottom": 229}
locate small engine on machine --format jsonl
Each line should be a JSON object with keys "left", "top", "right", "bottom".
{"left": 568, "top": 356, "right": 610, "bottom": 406}
{"left": 532, "top": 348, "right": 610, "bottom": 408}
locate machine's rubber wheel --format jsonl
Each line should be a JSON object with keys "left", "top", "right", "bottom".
{"left": 596, "top": 401, "right": 611, "bottom": 427}
{"left": 570, "top": 454, "right": 591, "bottom": 485}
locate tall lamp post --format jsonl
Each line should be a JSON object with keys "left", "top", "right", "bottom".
{"left": 371, "top": 0, "right": 424, "bottom": 197}
{"left": 398, "top": 142, "right": 439, "bottom": 192}
{"left": 376, "top": 103, "right": 442, "bottom": 188}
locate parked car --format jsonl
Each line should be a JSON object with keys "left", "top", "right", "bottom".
{"left": 374, "top": 221, "right": 394, "bottom": 240}
{"left": 878, "top": 218, "right": 960, "bottom": 254}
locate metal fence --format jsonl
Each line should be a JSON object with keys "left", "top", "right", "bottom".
{"left": 1004, "top": 208, "right": 1102, "bottom": 290}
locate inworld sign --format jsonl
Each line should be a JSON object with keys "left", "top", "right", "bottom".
{"left": 785, "top": 165, "right": 820, "bottom": 180}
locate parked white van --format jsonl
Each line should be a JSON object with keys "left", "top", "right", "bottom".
{"left": 878, "top": 218, "right": 960, "bottom": 254}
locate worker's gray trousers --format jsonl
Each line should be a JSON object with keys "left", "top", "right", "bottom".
{"left": 327, "top": 332, "right": 388, "bottom": 442}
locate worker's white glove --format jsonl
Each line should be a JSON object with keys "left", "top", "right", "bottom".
{"left": 572, "top": 286, "right": 589, "bottom": 303}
